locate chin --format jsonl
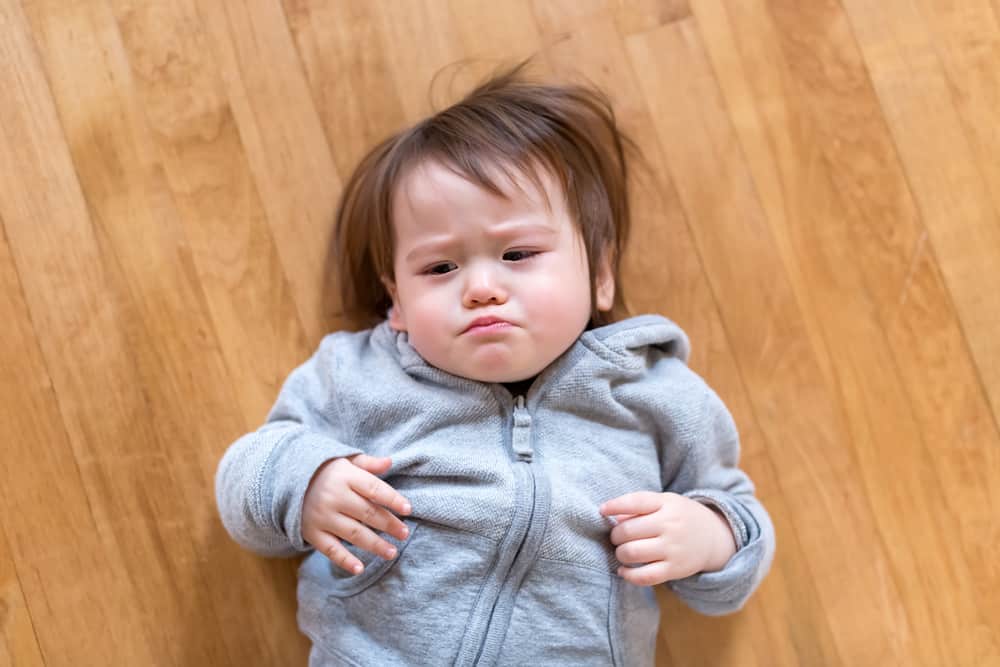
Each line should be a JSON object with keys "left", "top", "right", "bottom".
{"left": 458, "top": 369, "right": 515, "bottom": 383}
{"left": 458, "top": 363, "right": 537, "bottom": 384}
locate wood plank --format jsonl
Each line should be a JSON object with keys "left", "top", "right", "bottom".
{"left": 842, "top": 0, "right": 1000, "bottom": 434}
{"left": 20, "top": 3, "right": 235, "bottom": 664}
{"left": 448, "top": 0, "right": 543, "bottom": 63}
{"left": 531, "top": 0, "right": 606, "bottom": 36}
{"left": 21, "top": 0, "right": 313, "bottom": 663}
{"left": 614, "top": 0, "right": 691, "bottom": 37}
{"left": 895, "top": 0, "right": 1000, "bottom": 629}
{"left": 0, "top": 3, "right": 164, "bottom": 662}
{"left": 909, "top": 1, "right": 1000, "bottom": 219}
{"left": 534, "top": 6, "right": 819, "bottom": 665}
{"left": 371, "top": 0, "right": 467, "bottom": 118}
{"left": 0, "top": 496, "right": 45, "bottom": 667}
{"left": 283, "top": 0, "right": 409, "bottom": 181}
{"left": 193, "top": 0, "right": 343, "bottom": 342}
{"left": 99, "top": 0, "right": 308, "bottom": 425}
{"left": 627, "top": 18, "right": 908, "bottom": 665}
{"left": 102, "top": 0, "right": 307, "bottom": 417}
{"left": 690, "top": 0, "right": 1000, "bottom": 662}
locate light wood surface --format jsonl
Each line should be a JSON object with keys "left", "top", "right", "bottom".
{"left": 1, "top": 1, "right": 997, "bottom": 665}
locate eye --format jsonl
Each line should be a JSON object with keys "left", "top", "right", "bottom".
{"left": 424, "top": 261, "right": 457, "bottom": 275}
{"left": 503, "top": 250, "right": 538, "bottom": 262}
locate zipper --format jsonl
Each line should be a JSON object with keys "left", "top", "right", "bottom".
{"left": 510, "top": 395, "right": 533, "bottom": 462}
{"left": 455, "top": 394, "right": 540, "bottom": 666}
{"left": 472, "top": 467, "right": 536, "bottom": 664}
{"left": 473, "top": 395, "right": 534, "bottom": 663}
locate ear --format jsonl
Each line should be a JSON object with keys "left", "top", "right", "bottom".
{"left": 595, "top": 249, "right": 615, "bottom": 312}
{"left": 381, "top": 276, "right": 408, "bottom": 332}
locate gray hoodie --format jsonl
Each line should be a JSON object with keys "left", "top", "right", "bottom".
{"left": 216, "top": 314, "right": 775, "bottom": 666}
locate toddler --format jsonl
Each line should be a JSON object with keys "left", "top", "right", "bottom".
{"left": 216, "top": 63, "right": 775, "bottom": 666}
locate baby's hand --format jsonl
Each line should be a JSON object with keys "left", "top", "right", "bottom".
{"left": 302, "top": 454, "right": 412, "bottom": 574}
{"left": 599, "top": 491, "right": 737, "bottom": 586}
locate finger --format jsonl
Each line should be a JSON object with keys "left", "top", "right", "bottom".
{"left": 341, "top": 493, "right": 410, "bottom": 542}
{"left": 599, "top": 491, "right": 663, "bottom": 517}
{"left": 329, "top": 514, "right": 399, "bottom": 561}
{"left": 313, "top": 534, "right": 365, "bottom": 575}
{"left": 606, "top": 513, "right": 636, "bottom": 525}
{"left": 348, "top": 467, "right": 412, "bottom": 516}
{"left": 609, "top": 513, "right": 665, "bottom": 546}
{"left": 349, "top": 454, "right": 392, "bottom": 475}
{"left": 615, "top": 536, "right": 665, "bottom": 565}
{"left": 617, "top": 561, "right": 671, "bottom": 587}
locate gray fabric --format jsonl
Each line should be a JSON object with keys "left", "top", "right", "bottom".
{"left": 216, "top": 314, "right": 776, "bottom": 666}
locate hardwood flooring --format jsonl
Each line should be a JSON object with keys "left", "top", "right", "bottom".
{"left": 1, "top": 1, "right": 997, "bottom": 664}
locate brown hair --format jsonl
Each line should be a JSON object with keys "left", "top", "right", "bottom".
{"left": 333, "top": 59, "right": 641, "bottom": 330}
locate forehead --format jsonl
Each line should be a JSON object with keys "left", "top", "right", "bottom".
{"left": 391, "top": 160, "right": 564, "bottom": 237}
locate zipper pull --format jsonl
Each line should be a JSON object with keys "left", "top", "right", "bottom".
{"left": 511, "top": 395, "right": 533, "bottom": 461}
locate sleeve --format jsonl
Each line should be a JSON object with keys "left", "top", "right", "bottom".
{"left": 215, "top": 335, "right": 363, "bottom": 557}
{"left": 662, "top": 383, "right": 776, "bottom": 616}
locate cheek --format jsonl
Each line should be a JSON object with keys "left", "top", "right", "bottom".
{"left": 399, "top": 284, "right": 453, "bottom": 338}
{"left": 518, "top": 265, "right": 592, "bottom": 321}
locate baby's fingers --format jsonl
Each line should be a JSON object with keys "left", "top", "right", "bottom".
{"left": 330, "top": 514, "right": 399, "bottom": 562}
{"left": 313, "top": 534, "right": 365, "bottom": 575}
{"left": 342, "top": 494, "right": 410, "bottom": 542}
{"left": 348, "top": 467, "right": 411, "bottom": 516}
{"left": 600, "top": 491, "right": 663, "bottom": 517}
{"left": 348, "top": 454, "right": 392, "bottom": 475}
{"left": 616, "top": 561, "right": 672, "bottom": 587}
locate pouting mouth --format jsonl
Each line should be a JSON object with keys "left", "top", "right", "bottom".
{"left": 463, "top": 317, "right": 513, "bottom": 333}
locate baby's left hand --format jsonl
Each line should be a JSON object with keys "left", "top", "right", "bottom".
{"left": 599, "top": 491, "right": 737, "bottom": 586}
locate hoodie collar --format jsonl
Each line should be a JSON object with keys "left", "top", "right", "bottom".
{"left": 373, "top": 314, "right": 690, "bottom": 402}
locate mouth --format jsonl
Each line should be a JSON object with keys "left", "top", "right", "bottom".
{"left": 462, "top": 316, "right": 514, "bottom": 334}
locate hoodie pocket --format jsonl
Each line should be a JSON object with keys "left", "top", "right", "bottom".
{"left": 610, "top": 577, "right": 660, "bottom": 667}
{"left": 495, "top": 558, "right": 619, "bottom": 666}
{"left": 300, "top": 519, "right": 498, "bottom": 666}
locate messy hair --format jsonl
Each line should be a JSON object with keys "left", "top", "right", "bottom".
{"left": 333, "top": 59, "right": 641, "bottom": 330}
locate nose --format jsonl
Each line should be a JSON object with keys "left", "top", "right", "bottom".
{"left": 462, "top": 264, "right": 508, "bottom": 308}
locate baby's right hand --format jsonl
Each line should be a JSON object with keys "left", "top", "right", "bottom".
{"left": 301, "top": 454, "right": 412, "bottom": 574}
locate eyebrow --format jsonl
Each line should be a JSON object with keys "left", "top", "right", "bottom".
{"left": 403, "top": 222, "right": 558, "bottom": 263}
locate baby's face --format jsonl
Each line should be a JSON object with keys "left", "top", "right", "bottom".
{"left": 383, "top": 160, "right": 613, "bottom": 383}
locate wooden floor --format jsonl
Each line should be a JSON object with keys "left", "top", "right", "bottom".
{"left": 2, "top": 0, "right": 998, "bottom": 665}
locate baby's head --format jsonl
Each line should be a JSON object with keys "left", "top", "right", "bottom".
{"left": 334, "top": 62, "right": 637, "bottom": 383}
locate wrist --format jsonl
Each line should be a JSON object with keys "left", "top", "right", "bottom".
{"left": 702, "top": 504, "right": 737, "bottom": 572}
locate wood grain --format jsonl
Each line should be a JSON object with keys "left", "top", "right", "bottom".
{"left": 843, "top": 0, "right": 1000, "bottom": 432}
{"left": 628, "top": 18, "right": 904, "bottom": 664}
{"left": 15, "top": 0, "right": 307, "bottom": 663}
{"left": 689, "top": 1, "right": 1000, "bottom": 663}
{"left": 1, "top": 0, "right": 997, "bottom": 664}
